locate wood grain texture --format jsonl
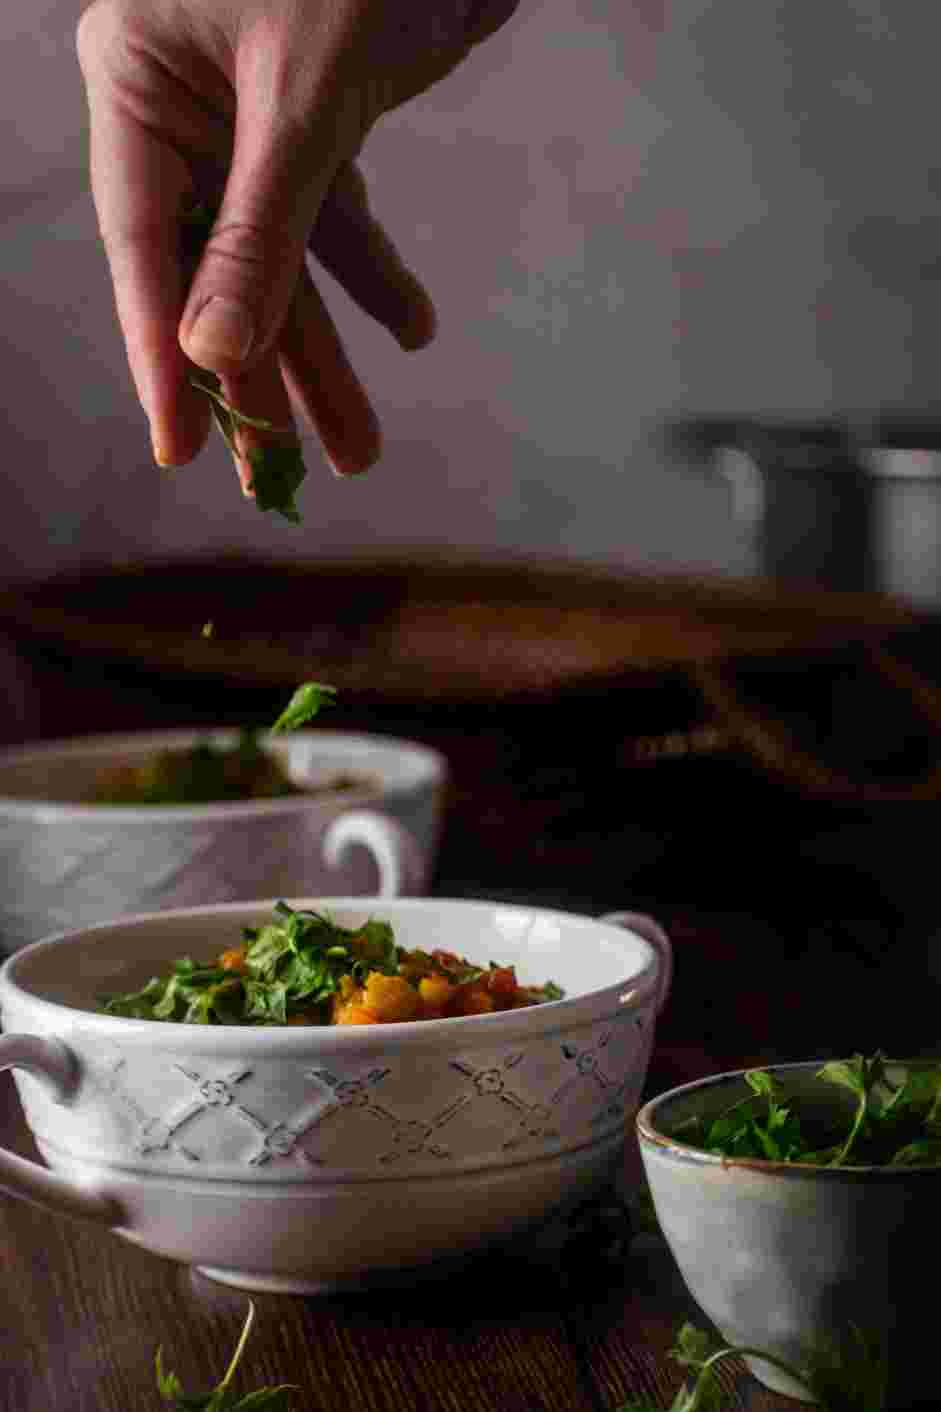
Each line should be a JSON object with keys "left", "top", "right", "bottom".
{"left": 0, "top": 1070, "right": 809, "bottom": 1412}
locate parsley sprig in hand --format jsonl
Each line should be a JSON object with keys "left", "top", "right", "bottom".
{"left": 180, "top": 202, "right": 307, "bottom": 524}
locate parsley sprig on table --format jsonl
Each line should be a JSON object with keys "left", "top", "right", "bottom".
{"left": 674, "top": 1052, "right": 941, "bottom": 1166}
{"left": 618, "top": 1320, "right": 888, "bottom": 1412}
{"left": 99, "top": 902, "right": 399, "bottom": 1025}
{"left": 157, "top": 1301, "right": 296, "bottom": 1410}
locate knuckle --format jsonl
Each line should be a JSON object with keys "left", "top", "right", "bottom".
{"left": 75, "top": 0, "right": 130, "bottom": 74}
{"left": 201, "top": 219, "right": 293, "bottom": 276}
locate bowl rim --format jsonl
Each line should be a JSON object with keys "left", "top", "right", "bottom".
{"left": 0, "top": 728, "right": 447, "bottom": 821}
{"left": 0, "top": 895, "right": 662, "bottom": 1052}
{"left": 636, "top": 1059, "right": 941, "bottom": 1178}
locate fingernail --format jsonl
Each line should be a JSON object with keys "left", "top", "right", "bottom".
{"left": 328, "top": 454, "right": 374, "bottom": 478}
{"left": 153, "top": 440, "right": 175, "bottom": 468}
{"left": 396, "top": 301, "right": 437, "bottom": 352}
{"left": 187, "top": 297, "right": 254, "bottom": 364}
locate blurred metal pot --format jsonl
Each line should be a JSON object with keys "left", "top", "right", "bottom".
{"left": 672, "top": 416, "right": 941, "bottom": 608}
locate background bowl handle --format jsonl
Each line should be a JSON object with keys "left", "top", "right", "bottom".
{"left": 321, "top": 810, "right": 428, "bottom": 897}
{"left": 0, "top": 1034, "right": 121, "bottom": 1225}
{"left": 598, "top": 912, "right": 673, "bottom": 1014}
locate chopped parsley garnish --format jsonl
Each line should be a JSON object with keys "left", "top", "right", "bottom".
{"left": 98, "top": 902, "right": 563, "bottom": 1026}
{"left": 99, "top": 903, "right": 398, "bottom": 1025}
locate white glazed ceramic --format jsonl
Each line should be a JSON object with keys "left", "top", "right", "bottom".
{"left": 638, "top": 1062, "right": 939, "bottom": 1409}
{"left": 0, "top": 730, "right": 447, "bottom": 951}
{"left": 0, "top": 897, "right": 671, "bottom": 1293}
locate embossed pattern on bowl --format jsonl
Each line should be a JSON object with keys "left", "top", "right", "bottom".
{"left": 0, "top": 898, "right": 670, "bottom": 1292}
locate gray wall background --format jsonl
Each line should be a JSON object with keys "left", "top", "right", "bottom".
{"left": 3, "top": 1, "right": 939, "bottom": 583}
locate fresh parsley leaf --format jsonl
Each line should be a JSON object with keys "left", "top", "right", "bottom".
{"left": 156, "top": 1301, "right": 297, "bottom": 1410}
{"left": 270, "top": 682, "right": 337, "bottom": 733}
{"left": 101, "top": 903, "right": 402, "bottom": 1026}
{"left": 179, "top": 201, "right": 307, "bottom": 524}
{"left": 804, "top": 1323, "right": 889, "bottom": 1412}
{"left": 659, "top": 1321, "right": 887, "bottom": 1412}
{"left": 676, "top": 1054, "right": 941, "bottom": 1168}
{"left": 98, "top": 975, "right": 168, "bottom": 1020}
{"left": 816, "top": 1054, "right": 886, "bottom": 1165}
{"left": 247, "top": 442, "right": 306, "bottom": 523}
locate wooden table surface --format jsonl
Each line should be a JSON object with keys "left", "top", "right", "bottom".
{"left": 0, "top": 1067, "right": 804, "bottom": 1412}
{"left": 3, "top": 607, "right": 937, "bottom": 1410}
{"left": 0, "top": 1002, "right": 812, "bottom": 1412}
{"left": 1, "top": 814, "right": 934, "bottom": 1412}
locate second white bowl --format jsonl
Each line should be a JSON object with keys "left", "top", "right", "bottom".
{"left": 0, "top": 729, "right": 447, "bottom": 951}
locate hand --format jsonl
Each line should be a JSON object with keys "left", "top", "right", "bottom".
{"left": 76, "top": 0, "right": 519, "bottom": 494}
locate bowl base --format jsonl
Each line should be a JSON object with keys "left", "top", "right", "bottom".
{"left": 193, "top": 1249, "right": 482, "bottom": 1297}
{"left": 196, "top": 1265, "right": 350, "bottom": 1295}
{"left": 743, "top": 1354, "right": 814, "bottom": 1403}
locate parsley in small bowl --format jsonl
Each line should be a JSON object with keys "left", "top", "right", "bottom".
{"left": 637, "top": 1055, "right": 941, "bottom": 1409}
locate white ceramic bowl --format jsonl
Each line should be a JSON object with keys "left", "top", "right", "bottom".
{"left": 0, "top": 730, "right": 447, "bottom": 951}
{"left": 0, "top": 897, "right": 672, "bottom": 1293}
{"left": 638, "top": 1062, "right": 940, "bottom": 1408}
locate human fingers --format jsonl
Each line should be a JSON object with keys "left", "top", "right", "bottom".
{"left": 77, "top": 13, "right": 210, "bottom": 466}
{"left": 310, "top": 162, "right": 437, "bottom": 353}
{"left": 464, "top": 0, "right": 522, "bottom": 46}
{"left": 213, "top": 351, "right": 299, "bottom": 498}
{"left": 178, "top": 9, "right": 368, "bottom": 381}
{"left": 279, "top": 271, "right": 381, "bottom": 478}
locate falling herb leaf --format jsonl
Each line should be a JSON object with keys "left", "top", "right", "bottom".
{"left": 201, "top": 621, "right": 214, "bottom": 638}
{"left": 270, "top": 681, "right": 338, "bottom": 733}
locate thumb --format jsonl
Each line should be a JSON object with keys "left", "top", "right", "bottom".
{"left": 179, "top": 90, "right": 346, "bottom": 373}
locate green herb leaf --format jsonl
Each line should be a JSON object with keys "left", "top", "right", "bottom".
{"left": 155, "top": 1348, "right": 186, "bottom": 1400}
{"left": 677, "top": 1054, "right": 941, "bottom": 1168}
{"left": 671, "top": 1322, "right": 717, "bottom": 1370}
{"left": 180, "top": 200, "right": 307, "bottom": 523}
{"left": 247, "top": 443, "right": 306, "bottom": 523}
{"left": 804, "top": 1323, "right": 889, "bottom": 1412}
{"left": 270, "top": 682, "right": 338, "bottom": 733}
{"left": 103, "top": 902, "right": 401, "bottom": 1026}
{"left": 156, "top": 1302, "right": 298, "bottom": 1410}
{"left": 98, "top": 975, "right": 168, "bottom": 1020}
{"left": 816, "top": 1054, "right": 884, "bottom": 1165}
{"left": 227, "top": 1390, "right": 298, "bottom": 1410}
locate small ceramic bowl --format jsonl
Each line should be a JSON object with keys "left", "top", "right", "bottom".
{"left": 0, "top": 897, "right": 671, "bottom": 1293}
{"left": 638, "top": 1062, "right": 940, "bottom": 1408}
{"left": 0, "top": 729, "right": 447, "bottom": 952}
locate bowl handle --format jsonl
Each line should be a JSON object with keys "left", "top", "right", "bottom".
{"left": 321, "top": 810, "right": 428, "bottom": 896}
{"left": 598, "top": 912, "right": 673, "bottom": 1014}
{"left": 0, "top": 1034, "right": 121, "bottom": 1225}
